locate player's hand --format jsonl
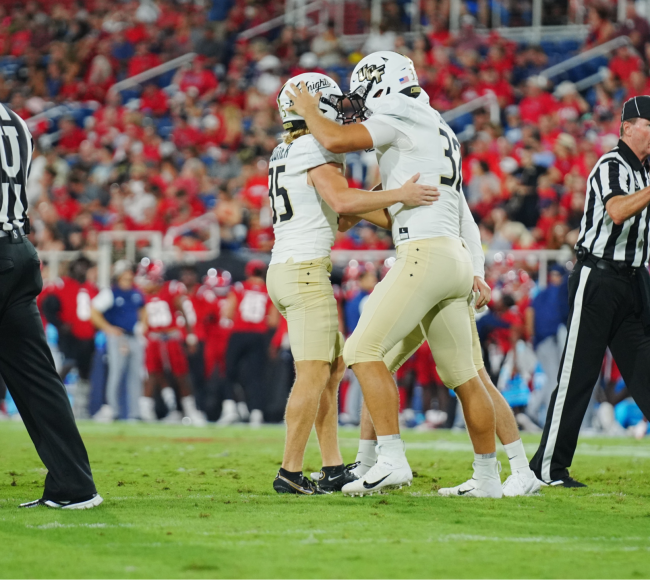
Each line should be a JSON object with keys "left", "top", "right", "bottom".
{"left": 285, "top": 82, "right": 321, "bottom": 118}
{"left": 105, "top": 325, "right": 123, "bottom": 337}
{"left": 473, "top": 276, "right": 491, "bottom": 310}
{"left": 400, "top": 174, "right": 440, "bottom": 207}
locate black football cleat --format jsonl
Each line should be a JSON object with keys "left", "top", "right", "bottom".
{"left": 311, "top": 464, "right": 359, "bottom": 493}
{"left": 273, "top": 472, "right": 325, "bottom": 495}
{"left": 543, "top": 476, "right": 587, "bottom": 488}
{"left": 19, "top": 493, "right": 103, "bottom": 509}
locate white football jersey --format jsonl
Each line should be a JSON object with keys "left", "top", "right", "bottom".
{"left": 268, "top": 134, "right": 345, "bottom": 265}
{"left": 362, "top": 93, "right": 468, "bottom": 247}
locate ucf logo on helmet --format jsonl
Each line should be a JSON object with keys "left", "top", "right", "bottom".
{"left": 357, "top": 64, "right": 385, "bottom": 84}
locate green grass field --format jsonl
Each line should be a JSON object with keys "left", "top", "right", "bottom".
{"left": 1, "top": 421, "right": 650, "bottom": 579}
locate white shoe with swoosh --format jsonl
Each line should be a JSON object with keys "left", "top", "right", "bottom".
{"left": 341, "top": 456, "right": 412, "bottom": 496}
{"left": 438, "top": 462, "right": 503, "bottom": 498}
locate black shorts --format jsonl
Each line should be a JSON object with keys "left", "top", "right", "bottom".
{"left": 58, "top": 332, "right": 95, "bottom": 379}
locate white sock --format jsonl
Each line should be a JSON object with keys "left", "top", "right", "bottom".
{"left": 473, "top": 452, "right": 499, "bottom": 479}
{"left": 377, "top": 434, "right": 406, "bottom": 459}
{"left": 356, "top": 439, "right": 378, "bottom": 468}
{"left": 503, "top": 439, "right": 532, "bottom": 475}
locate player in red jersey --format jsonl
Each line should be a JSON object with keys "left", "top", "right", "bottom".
{"left": 202, "top": 269, "right": 233, "bottom": 380}
{"left": 193, "top": 268, "right": 233, "bottom": 421}
{"left": 179, "top": 264, "right": 214, "bottom": 415}
{"left": 41, "top": 256, "right": 98, "bottom": 419}
{"left": 137, "top": 259, "right": 205, "bottom": 426}
{"left": 220, "top": 260, "right": 278, "bottom": 426}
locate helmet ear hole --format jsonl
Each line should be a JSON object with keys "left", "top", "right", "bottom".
{"left": 372, "top": 89, "right": 383, "bottom": 98}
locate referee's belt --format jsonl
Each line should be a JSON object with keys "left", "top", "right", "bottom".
{"left": 0, "top": 226, "right": 25, "bottom": 238}
{"left": 577, "top": 250, "right": 638, "bottom": 277}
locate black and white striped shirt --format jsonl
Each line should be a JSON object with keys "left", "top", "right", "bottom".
{"left": 0, "top": 103, "right": 33, "bottom": 233}
{"left": 576, "top": 140, "right": 650, "bottom": 267}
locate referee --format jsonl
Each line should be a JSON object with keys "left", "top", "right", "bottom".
{"left": 530, "top": 96, "right": 650, "bottom": 487}
{"left": 0, "top": 103, "right": 102, "bottom": 509}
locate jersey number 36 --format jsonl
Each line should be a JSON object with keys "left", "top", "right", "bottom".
{"left": 268, "top": 165, "right": 294, "bottom": 225}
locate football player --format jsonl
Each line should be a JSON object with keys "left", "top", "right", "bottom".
{"left": 221, "top": 259, "right": 277, "bottom": 427}
{"left": 138, "top": 259, "right": 205, "bottom": 426}
{"left": 287, "top": 53, "right": 505, "bottom": 497}
{"left": 270, "top": 72, "right": 439, "bottom": 494}
{"left": 41, "top": 256, "right": 98, "bottom": 419}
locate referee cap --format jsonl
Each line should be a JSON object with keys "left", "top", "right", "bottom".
{"left": 621, "top": 96, "right": 650, "bottom": 121}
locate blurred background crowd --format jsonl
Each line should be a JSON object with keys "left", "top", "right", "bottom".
{"left": 0, "top": 0, "right": 647, "bottom": 437}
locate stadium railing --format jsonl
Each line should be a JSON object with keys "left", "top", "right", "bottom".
{"left": 329, "top": 248, "right": 573, "bottom": 289}
{"left": 38, "top": 250, "right": 100, "bottom": 281}
{"left": 238, "top": 0, "right": 331, "bottom": 40}
{"left": 539, "top": 35, "right": 634, "bottom": 82}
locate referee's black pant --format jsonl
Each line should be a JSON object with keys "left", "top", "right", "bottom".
{"left": 530, "top": 261, "right": 650, "bottom": 482}
{"left": 0, "top": 236, "right": 96, "bottom": 501}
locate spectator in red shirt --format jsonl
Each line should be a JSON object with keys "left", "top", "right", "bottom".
{"left": 519, "top": 76, "right": 558, "bottom": 125}
{"left": 172, "top": 114, "right": 204, "bottom": 150}
{"left": 176, "top": 57, "right": 218, "bottom": 99}
{"left": 240, "top": 159, "right": 270, "bottom": 211}
{"left": 57, "top": 117, "right": 87, "bottom": 156}
{"left": 127, "top": 42, "right": 161, "bottom": 78}
{"left": 476, "top": 68, "right": 514, "bottom": 108}
{"left": 625, "top": 70, "right": 650, "bottom": 100}
{"left": 140, "top": 83, "right": 169, "bottom": 117}
{"left": 608, "top": 45, "right": 642, "bottom": 84}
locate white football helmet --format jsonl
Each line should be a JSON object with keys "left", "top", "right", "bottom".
{"left": 277, "top": 72, "right": 345, "bottom": 131}
{"left": 348, "top": 51, "right": 421, "bottom": 120}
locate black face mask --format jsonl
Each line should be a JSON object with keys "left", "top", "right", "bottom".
{"left": 347, "top": 85, "right": 369, "bottom": 122}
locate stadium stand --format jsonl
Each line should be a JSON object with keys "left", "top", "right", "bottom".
{"left": 0, "top": 0, "right": 645, "bottom": 438}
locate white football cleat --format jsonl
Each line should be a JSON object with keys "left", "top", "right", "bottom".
{"left": 438, "top": 462, "right": 503, "bottom": 498}
{"left": 216, "top": 399, "right": 240, "bottom": 425}
{"left": 342, "top": 455, "right": 412, "bottom": 496}
{"left": 237, "top": 401, "right": 250, "bottom": 422}
{"left": 139, "top": 396, "right": 157, "bottom": 422}
{"left": 502, "top": 471, "right": 542, "bottom": 497}
{"left": 249, "top": 409, "right": 263, "bottom": 428}
{"left": 163, "top": 410, "right": 183, "bottom": 424}
{"left": 181, "top": 396, "right": 207, "bottom": 427}
{"left": 93, "top": 404, "right": 115, "bottom": 424}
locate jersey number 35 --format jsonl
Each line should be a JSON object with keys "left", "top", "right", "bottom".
{"left": 268, "top": 165, "right": 294, "bottom": 224}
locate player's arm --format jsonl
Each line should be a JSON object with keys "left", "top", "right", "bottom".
{"left": 223, "top": 292, "right": 237, "bottom": 320}
{"left": 180, "top": 297, "right": 198, "bottom": 349}
{"left": 140, "top": 305, "right": 149, "bottom": 334}
{"left": 286, "top": 82, "right": 372, "bottom": 153}
{"left": 525, "top": 306, "right": 535, "bottom": 341}
{"left": 267, "top": 303, "right": 280, "bottom": 329}
{"left": 90, "top": 289, "right": 123, "bottom": 336}
{"left": 459, "top": 193, "right": 490, "bottom": 309}
{"left": 310, "top": 163, "right": 438, "bottom": 215}
{"left": 337, "top": 183, "right": 386, "bottom": 232}
{"left": 41, "top": 294, "right": 64, "bottom": 329}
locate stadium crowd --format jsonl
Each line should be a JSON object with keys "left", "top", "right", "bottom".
{"left": 0, "top": 0, "right": 647, "bottom": 436}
